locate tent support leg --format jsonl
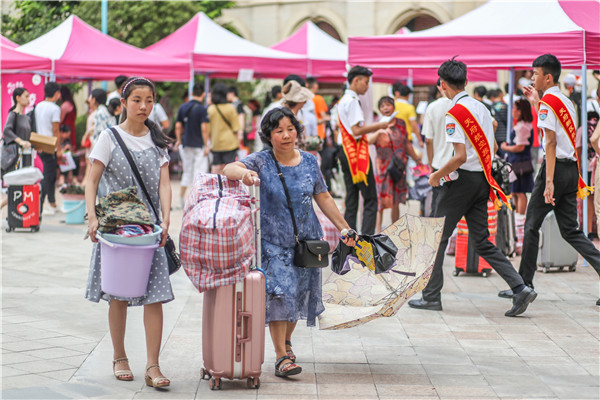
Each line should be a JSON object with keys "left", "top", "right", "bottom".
{"left": 506, "top": 67, "right": 515, "bottom": 148}
{"left": 581, "top": 66, "right": 589, "bottom": 238}
{"left": 204, "top": 73, "right": 210, "bottom": 106}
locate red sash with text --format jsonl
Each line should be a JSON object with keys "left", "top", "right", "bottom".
{"left": 339, "top": 118, "right": 370, "bottom": 185}
{"left": 539, "top": 93, "right": 593, "bottom": 199}
{"left": 447, "top": 104, "right": 511, "bottom": 210}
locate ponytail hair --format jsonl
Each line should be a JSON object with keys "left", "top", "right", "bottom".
{"left": 120, "top": 77, "right": 171, "bottom": 149}
{"left": 9, "top": 88, "right": 27, "bottom": 112}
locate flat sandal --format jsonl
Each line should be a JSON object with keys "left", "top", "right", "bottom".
{"left": 113, "top": 357, "right": 133, "bottom": 381}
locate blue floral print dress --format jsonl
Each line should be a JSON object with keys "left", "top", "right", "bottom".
{"left": 241, "top": 150, "right": 328, "bottom": 326}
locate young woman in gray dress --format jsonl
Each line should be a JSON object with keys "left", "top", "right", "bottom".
{"left": 85, "top": 77, "right": 172, "bottom": 388}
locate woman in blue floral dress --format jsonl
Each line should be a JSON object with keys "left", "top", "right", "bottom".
{"left": 224, "top": 107, "right": 355, "bottom": 378}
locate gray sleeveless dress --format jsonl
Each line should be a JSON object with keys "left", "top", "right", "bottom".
{"left": 85, "top": 129, "right": 174, "bottom": 306}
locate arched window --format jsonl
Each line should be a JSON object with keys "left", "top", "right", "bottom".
{"left": 314, "top": 20, "right": 342, "bottom": 42}
{"left": 396, "top": 14, "right": 441, "bottom": 33}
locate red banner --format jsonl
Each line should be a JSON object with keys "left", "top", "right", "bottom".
{"left": 539, "top": 93, "right": 593, "bottom": 199}
{"left": 447, "top": 104, "right": 511, "bottom": 210}
{"left": 339, "top": 118, "right": 370, "bottom": 185}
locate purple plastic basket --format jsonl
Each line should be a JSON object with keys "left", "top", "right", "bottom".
{"left": 99, "top": 236, "right": 159, "bottom": 297}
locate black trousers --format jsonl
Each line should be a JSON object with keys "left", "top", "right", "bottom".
{"left": 423, "top": 169, "right": 524, "bottom": 302}
{"left": 40, "top": 152, "right": 57, "bottom": 208}
{"left": 338, "top": 149, "right": 377, "bottom": 235}
{"left": 519, "top": 160, "right": 600, "bottom": 285}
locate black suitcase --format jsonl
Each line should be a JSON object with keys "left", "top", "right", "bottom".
{"left": 495, "top": 205, "right": 516, "bottom": 257}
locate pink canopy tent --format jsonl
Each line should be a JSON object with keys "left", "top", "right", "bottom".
{"left": 1, "top": 44, "right": 52, "bottom": 72}
{"left": 349, "top": 0, "right": 600, "bottom": 69}
{"left": 1, "top": 35, "right": 18, "bottom": 48}
{"left": 146, "top": 12, "right": 303, "bottom": 79}
{"left": 270, "top": 21, "right": 347, "bottom": 82}
{"left": 16, "top": 15, "right": 190, "bottom": 82}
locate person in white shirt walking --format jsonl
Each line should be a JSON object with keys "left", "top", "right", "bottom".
{"left": 35, "top": 82, "right": 62, "bottom": 215}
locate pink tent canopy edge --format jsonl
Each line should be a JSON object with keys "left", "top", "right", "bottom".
{"left": 1, "top": 35, "right": 18, "bottom": 48}
{"left": 1, "top": 44, "right": 52, "bottom": 72}
{"left": 348, "top": 0, "right": 600, "bottom": 70}
{"left": 17, "top": 16, "right": 190, "bottom": 82}
{"left": 146, "top": 13, "right": 304, "bottom": 79}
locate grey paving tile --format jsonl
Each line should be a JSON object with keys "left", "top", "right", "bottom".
{"left": 548, "top": 385, "right": 600, "bottom": 399}
{"left": 19, "top": 347, "right": 86, "bottom": 360}
{"left": 1, "top": 374, "right": 60, "bottom": 390}
{"left": 371, "top": 373, "right": 431, "bottom": 385}
{"left": 10, "top": 359, "right": 75, "bottom": 374}
{"left": 428, "top": 374, "right": 488, "bottom": 387}
{"left": 435, "top": 385, "right": 498, "bottom": 398}
{"left": 314, "top": 363, "right": 371, "bottom": 374}
{"left": 316, "top": 372, "right": 373, "bottom": 384}
{"left": 1, "top": 340, "right": 54, "bottom": 352}
{"left": 38, "top": 368, "right": 77, "bottom": 382}
{"left": 317, "top": 382, "right": 378, "bottom": 397}
{"left": 1, "top": 386, "right": 71, "bottom": 400}
{"left": 253, "top": 381, "right": 316, "bottom": 396}
{"left": 369, "top": 364, "right": 427, "bottom": 375}
{"left": 375, "top": 383, "right": 438, "bottom": 398}
{"left": 422, "top": 364, "right": 481, "bottom": 376}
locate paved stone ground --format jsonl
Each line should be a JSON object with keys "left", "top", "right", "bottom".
{"left": 2, "top": 187, "right": 599, "bottom": 400}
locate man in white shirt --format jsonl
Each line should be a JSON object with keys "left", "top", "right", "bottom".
{"left": 337, "top": 66, "right": 394, "bottom": 235}
{"left": 409, "top": 59, "right": 536, "bottom": 317}
{"left": 149, "top": 102, "right": 170, "bottom": 131}
{"left": 501, "top": 54, "right": 600, "bottom": 303}
{"left": 423, "top": 79, "right": 453, "bottom": 214}
{"left": 35, "top": 82, "right": 61, "bottom": 215}
{"left": 106, "top": 75, "right": 127, "bottom": 104}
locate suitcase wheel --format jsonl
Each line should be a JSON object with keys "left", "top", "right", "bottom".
{"left": 209, "top": 377, "right": 221, "bottom": 390}
{"left": 452, "top": 269, "right": 460, "bottom": 277}
{"left": 569, "top": 265, "right": 576, "bottom": 272}
{"left": 31, "top": 226, "right": 39, "bottom": 232}
{"left": 481, "top": 271, "right": 490, "bottom": 278}
{"left": 542, "top": 266, "right": 549, "bottom": 273}
{"left": 5, "top": 227, "right": 13, "bottom": 233}
{"left": 200, "top": 368, "right": 210, "bottom": 380}
{"left": 247, "top": 377, "right": 260, "bottom": 389}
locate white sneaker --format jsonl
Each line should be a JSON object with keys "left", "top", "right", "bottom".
{"left": 43, "top": 206, "right": 57, "bottom": 216}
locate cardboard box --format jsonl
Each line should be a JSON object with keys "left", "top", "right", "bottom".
{"left": 30, "top": 133, "right": 57, "bottom": 153}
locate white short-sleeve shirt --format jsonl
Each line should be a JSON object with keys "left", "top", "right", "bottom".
{"left": 34, "top": 101, "right": 61, "bottom": 137}
{"left": 537, "top": 86, "right": 576, "bottom": 161}
{"left": 445, "top": 91, "right": 495, "bottom": 172}
{"left": 150, "top": 103, "right": 169, "bottom": 125}
{"left": 422, "top": 97, "right": 453, "bottom": 170}
{"left": 337, "top": 89, "right": 364, "bottom": 134}
{"left": 89, "top": 126, "right": 169, "bottom": 167}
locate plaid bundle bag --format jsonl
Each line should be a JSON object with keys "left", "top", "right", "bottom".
{"left": 180, "top": 174, "right": 256, "bottom": 293}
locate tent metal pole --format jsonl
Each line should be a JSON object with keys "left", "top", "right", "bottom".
{"left": 204, "top": 73, "right": 210, "bottom": 106}
{"left": 188, "top": 72, "right": 194, "bottom": 100}
{"left": 101, "top": 0, "right": 108, "bottom": 91}
{"left": 581, "top": 65, "right": 588, "bottom": 236}
{"left": 506, "top": 67, "right": 515, "bottom": 147}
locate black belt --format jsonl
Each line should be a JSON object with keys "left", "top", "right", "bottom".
{"left": 555, "top": 158, "right": 577, "bottom": 164}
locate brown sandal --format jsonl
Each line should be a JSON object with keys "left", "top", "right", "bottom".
{"left": 285, "top": 340, "right": 296, "bottom": 362}
{"left": 113, "top": 358, "right": 133, "bottom": 381}
{"left": 275, "top": 356, "right": 302, "bottom": 377}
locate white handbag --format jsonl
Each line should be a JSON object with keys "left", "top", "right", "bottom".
{"left": 2, "top": 167, "right": 43, "bottom": 186}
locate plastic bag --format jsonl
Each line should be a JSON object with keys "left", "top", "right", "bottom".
{"left": 331, "top": 240, "right": 356, "bottom": 275}
{"left": 360, "top": 234, "right": 398, "bottom": 274}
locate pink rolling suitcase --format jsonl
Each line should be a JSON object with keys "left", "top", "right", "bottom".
{"left": 200, "top": 183, "right": 266, "bottom": 390}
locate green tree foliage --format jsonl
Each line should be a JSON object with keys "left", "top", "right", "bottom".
{"left": 2, "top": 1, "right": 237, "bottom": 113}
{"left": 2, "top": 1, "right": 235, "bottom": 48}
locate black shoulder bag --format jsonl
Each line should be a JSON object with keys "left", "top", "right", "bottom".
{"left": 385, "top": 132, "right": 406, "bottom": 182}
{"left": 109, "top": 127, "right": 181, "bottom": 275}
{"left": 269, "top": 150, "right": 330, "bottom": 268}
{"left": 214, "top": 104, "right": 236, "bottom": 135}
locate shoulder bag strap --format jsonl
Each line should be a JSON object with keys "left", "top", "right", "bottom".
{"left": 214, "top": 104, "right": 235, "bottom": 133}
{"left": 269, "top": 149, "right": 299, "bottom": 243}
{"left": 109, "top": 127, "right": 161, "bottom": 222}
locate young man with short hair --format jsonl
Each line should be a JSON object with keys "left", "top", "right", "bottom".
{"left": 35, "top": 82, "right": 62, "bottom": 215}
{"left": 106, "top": 75, "right": 128, "bottom": 103}
{"left": 175, "top": 82, "right": 210, "bottom": 208}
{"left": 409, "top": 58, "right": 536, "bottom": 317}
{"left": 337, "top": 66, "right": 394, "bottom": 235}
{"left": 498, "top": 54, "right": 600, "bottom": 304}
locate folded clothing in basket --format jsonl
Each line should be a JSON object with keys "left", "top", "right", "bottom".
{"left": 113, "top": 224, "right": 154, "bottom": 237}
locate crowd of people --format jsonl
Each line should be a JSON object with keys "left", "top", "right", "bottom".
{"left": 2, "top": 54, "right": 600, "bottom": 384}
